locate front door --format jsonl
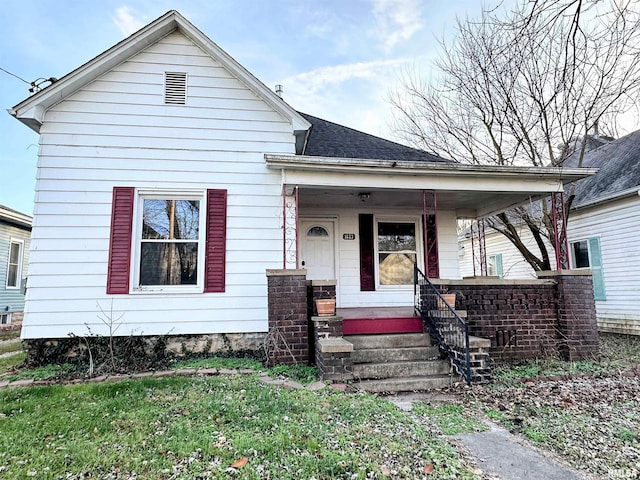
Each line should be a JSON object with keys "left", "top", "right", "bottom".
{"left": 300, "top": 220, "right": 335, "bottom": 280}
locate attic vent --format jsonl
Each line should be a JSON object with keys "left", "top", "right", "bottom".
{"left": 164, "top": 72, "right": 187, "bottom": 104}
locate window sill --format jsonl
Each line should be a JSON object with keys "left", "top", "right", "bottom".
{"left": 131, "top": 286, "right": 203, "bottom": 295}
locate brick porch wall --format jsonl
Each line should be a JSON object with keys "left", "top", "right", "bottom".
{"left": 540, "top": 271, "right": 600, "bottom": 361}
{"left": 434, "top": 271, "right": 599, "bottom": 362}
{"left": 266, "top": 269, "right": 309, "bottom": 365}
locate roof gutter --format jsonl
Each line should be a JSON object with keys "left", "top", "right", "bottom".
{"left": 265, "top": 154, "right": 597, "bottom": 182}
{"left": 0, "top": 207, "right": 32, "bottom": 230}
{"left": 571, "top": 186, "right": 640, "bottom": 211}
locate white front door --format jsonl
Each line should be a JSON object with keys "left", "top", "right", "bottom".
{"left": 300, "top": 220, "right": 335, "bottom": 280}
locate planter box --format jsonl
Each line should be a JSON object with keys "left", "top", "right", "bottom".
{"left": 316, "top": 298, "right": 336, "bottom": 317}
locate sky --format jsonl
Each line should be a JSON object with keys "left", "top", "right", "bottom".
{"left": 0, "top": 0, "right": 504, "bottom": 215}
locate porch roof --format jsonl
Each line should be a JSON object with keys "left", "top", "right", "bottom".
{"left": 265, "top": 154, "right": 597, "bottom": 218}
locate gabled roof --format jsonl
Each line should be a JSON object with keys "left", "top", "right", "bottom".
{"left": 567, "top": 130, "right": 640, "bottom": 209}
{"left": 298, "top": 112, "right": 453, "bottom": 163}
{"left": 9, "top": 10, "right": 310, "bottom": 134}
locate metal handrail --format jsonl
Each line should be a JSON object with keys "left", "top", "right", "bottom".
{"left": 414, "top": 264, "right": 472, "bottom": 385}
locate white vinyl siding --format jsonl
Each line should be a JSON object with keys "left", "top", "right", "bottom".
{"left": 0, "top": 223, "right": 30, "bottom": 315}
{"left": 568, "top": 196, "right": 640, "bottom": 335}
{"left": 459, "top": 227, "right": 555, "bottom": 279}
{"left": 23, "top": 31, "right": 295, "bottom": 339}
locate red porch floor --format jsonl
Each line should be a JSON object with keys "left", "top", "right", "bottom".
{"left": 338, "top": 307, "right": 423, "bottom": 335}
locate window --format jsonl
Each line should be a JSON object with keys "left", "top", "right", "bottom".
{"left": 107, "top": 187, "right": 227, "bottom": 294}
{"left": 6, "top": 240, "right": 23, "bottom": 289}
{"left": 137, "top": 197, "right": 202, "bottom": 288}
{"left": 488, "top": 253, "right": 503, "bottom": 278}
{"left": 377, "top": 221, "right": 417, "bottom": 286}
{"left": 0, "top": 313, "right": 10, "bottom": 325}
{"left": 570, "top": 237, "right": 606, "bottom": 300}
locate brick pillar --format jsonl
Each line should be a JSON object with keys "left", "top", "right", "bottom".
{"left": 539, "top": 270, "right": 599, "bottom": 361}
{"left": 307, "top": 280, "right": 337, "bottom": 316}
{"left": 266, "top": 269, "right": 308, "bottom": 365}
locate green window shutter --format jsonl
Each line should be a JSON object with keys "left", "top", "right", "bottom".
{"left": 588, "top": 237, "right": 606, "bottom": 301}
{"left": 495, "top": 253, "right": 503, "bottom": 278}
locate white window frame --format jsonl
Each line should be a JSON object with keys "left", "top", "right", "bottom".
{"left": 131, "top": 189, "right": 206, "bottom": 293}
{"left": 569, "top": 236, "right": 606, "bottom": 301}
{"left": 488, "top": 253, "right": 503, "bottom": 278}
{"left": 569, "top": 239, "right": 590, "bottom": 269}
{"left": 374, "top": 216, "right": 423, "bottom": 289}
{"left": 0, "top": 312, "right": 11, "bottom": 325}
{"left": 6, "top": 239, "right": 24, "bottom": 289}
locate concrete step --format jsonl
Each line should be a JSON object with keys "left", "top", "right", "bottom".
{"left": 347, "top": 333, "right": 432, "bottom": 350}
{"left": 355, "top": 374, "right": 455, "bottom": 393}
{"left": 353, "top": 359, "right": 451, "bottom": 380}
{"left": 351, "top": 346, "right": 441, "bottom": 364}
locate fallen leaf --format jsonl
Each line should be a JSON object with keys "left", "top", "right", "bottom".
{"left": 380, "top": 465, "right": 391, "bottom": 476}
{"left": 231, "top": 457, "right": 248, "bottom": 468}
{"left": 424, "top": 463, "right": 434, "bottom": 474}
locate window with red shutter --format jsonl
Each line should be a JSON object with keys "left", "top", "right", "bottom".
{"left": 106, "top": 187, "right": 227, "bottom": 294}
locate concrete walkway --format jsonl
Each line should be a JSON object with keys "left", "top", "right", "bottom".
{"left": 387, "top": 392, "right": 590, "bottom": 480}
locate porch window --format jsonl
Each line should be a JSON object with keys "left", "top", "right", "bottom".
{"left": 377, "top": 222, "right": 416, "bottom": 285}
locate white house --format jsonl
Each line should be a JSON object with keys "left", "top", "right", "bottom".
{"left": 9, "top": 11, "right": 592, "bottom": 347}
{"left": 459, "top": 131, "right": 640, "bottom": 336}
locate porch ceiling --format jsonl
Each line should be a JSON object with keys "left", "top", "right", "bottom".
{"left": 297, "top": 187, "right": 545, "bottom": 218}
{"left": 266, "top": 154, "right": 597, "bottom": 218}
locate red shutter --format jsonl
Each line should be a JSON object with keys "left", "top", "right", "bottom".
{"left": 107, "top": 187, "right": 134, "bottom": 294}
{"left": 204, "top": 189, "right": 227, "bottom": 293}
{"left": 359, "top": 214, "right": 375, "bottom": 291}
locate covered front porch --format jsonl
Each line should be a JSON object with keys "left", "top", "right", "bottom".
{"left": 267, "top": 153, "right": 593, "bottom": 309}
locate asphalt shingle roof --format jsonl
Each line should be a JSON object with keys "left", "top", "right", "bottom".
{"left": 298, "top": 112, "right": 453, "bottom": 163}
{"left": 564, "top": 131, "right": 640, "bottom": 208}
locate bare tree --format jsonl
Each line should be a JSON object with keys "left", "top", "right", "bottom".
{"left": 391, "top": 0, "right": 640, "bottom": 271}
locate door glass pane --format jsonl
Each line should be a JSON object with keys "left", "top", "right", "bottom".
{"left": 307, "top": 226, "right": 329, "bottom": 237}
{"left": 140, "top": 243, "right": 198, "bottom": 285}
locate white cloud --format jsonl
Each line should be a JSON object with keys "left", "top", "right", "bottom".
{"left": 279, "top": 58, "right": 414, "bottom": 142}
{"left": 281, "top": 58, "right": 410, "bottom": 97}
{"left": 372, "top": 0, "right": 424, "bottom": 53}
{"left": 112, "top": 6, "right": 146, "bottom": 37}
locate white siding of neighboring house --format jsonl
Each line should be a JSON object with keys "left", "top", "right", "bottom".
{"left": 568, "top": 195, "right": 640, "bottom": 335}
{"left": 22, "top": 31, "right": 295, "bottom": 339}
{"left": 0, "top": 222, "right": 31, "bottom": 315}
{"left": 458, "top": 225, "right": 555, "bottom": 279}
{"left": 302, "top": 207, "right": 459, "bottom": 307}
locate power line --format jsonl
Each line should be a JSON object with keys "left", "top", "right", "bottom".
{"left": 0, "top": 66, "right": 30, "bottom": 85}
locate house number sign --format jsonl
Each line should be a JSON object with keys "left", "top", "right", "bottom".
{"left": 343, "top": 233, "right": 356, "bottom": 240}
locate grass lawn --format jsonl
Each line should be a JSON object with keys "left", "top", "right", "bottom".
{"left": 0, "top": 374, "right": 480, "bottom": 479}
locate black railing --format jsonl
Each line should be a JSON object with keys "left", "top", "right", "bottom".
{"left": 414, "top": 264, "right": 471, "bottom": 385}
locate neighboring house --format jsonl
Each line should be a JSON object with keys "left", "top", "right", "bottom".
{"left": 0, "top": 205, "right": 32, "bottom": 325}
{"left": 460, "top": 131, "right": 640, "bottom": 336}
{"left": 9, "top": 11, "right": 591, "bottom": 347}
